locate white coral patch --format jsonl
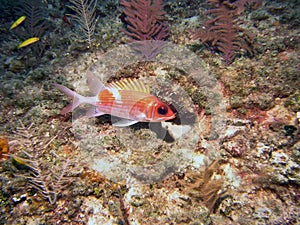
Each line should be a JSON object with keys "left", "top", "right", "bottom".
{"left": 161, "top": 122, "right": 192, "bottom": 139}
{"left": 222, "top": 164, "right": 241, "bottom": 188}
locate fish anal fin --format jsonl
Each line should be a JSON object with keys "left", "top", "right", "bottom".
{"left": 112, "top": 119, "right": 139, "bottom": 127}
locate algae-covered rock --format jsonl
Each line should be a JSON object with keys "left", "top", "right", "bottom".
{"left": 251, "top": 9, "right": 270, "bottom": 21}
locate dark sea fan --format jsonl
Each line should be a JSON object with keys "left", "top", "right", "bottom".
{"left": 233, "top": 0, "right": 262, "bottom": 14}
{"left": 120, "top": 0, "right": 168, "bottom": 41}
{"left": 120, "top": 0, "right": 169, "bottom": 59}
{"left": 15, "top": 0, "right": 48, "bottom": 62}
{"left": 21, "top": 0, "right": 46, "bottom": 37}
{"left": 194, "top": 0, "right": 261, "bottom": 65}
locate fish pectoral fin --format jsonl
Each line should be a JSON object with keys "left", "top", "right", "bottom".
{"left": 112, "top": 119, "right": 139, "bottom": 127}
{"left": 85, "top": 107, "right": 105, "bottom": 118}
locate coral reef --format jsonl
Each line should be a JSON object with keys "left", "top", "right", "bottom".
{"left": 0, "top": 0, "right": 299, "bottom": 224}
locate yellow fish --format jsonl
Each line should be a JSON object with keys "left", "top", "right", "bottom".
{"left": 10, "top": 16, "right": 26, "bottom": 30}
{"left": 0, "top": 137, "right": 9, "bottom": 160}
{"left": 17, "top": 37, "right": 40, "bottom": 49}
{"left": 13, "top": 155, "right": 32, "bottom": 165}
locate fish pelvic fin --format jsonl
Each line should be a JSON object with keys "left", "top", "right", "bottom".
{"left": 53, "top": 83, "right": 94, "bottom": 115}
{"left": 85, "top": 106, "right": 105, "bottom": 118}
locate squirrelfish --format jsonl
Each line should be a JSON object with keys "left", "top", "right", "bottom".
{"left": 54, "top": 72, "right": 176, "bottom": 127}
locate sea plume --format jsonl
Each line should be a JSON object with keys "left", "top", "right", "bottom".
{"left": 67, "top": 0, "right": 98, "bottom": 46}
{"left": 8, "top": 121, "right": 79, "bottom": 204}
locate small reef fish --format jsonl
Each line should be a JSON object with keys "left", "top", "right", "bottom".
{"left": 54, "top": 72, "right": 176, "bottom": 127}
{"left": 0, "top": 137, "right": 9, "bottom": 160}
{"left": 10, "top": 15, "right": 26, "bottom": 30}
{"left": 62, "top": 15, "right": 72, "bottom": 26}
{"left": 17, "top": 37, "right": 40, "bottom": 49}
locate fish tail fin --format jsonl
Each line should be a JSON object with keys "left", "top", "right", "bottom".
{"left": 53, "top": 83, "right": 87, "bottom": 115}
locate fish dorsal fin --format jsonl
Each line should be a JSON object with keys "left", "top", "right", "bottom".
{"left": 86, "top": 71, "right": 105, "bottom": 95}
{"left": 108, "top": 78, "right": 150, "bottom": 94}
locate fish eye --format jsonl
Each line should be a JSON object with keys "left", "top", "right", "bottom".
{"left": 157, "top": 105, "right": 168, "bottom": 115}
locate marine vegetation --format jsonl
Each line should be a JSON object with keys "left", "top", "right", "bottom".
{"left": 0, "top": 137, "right": 9, "bottom": 161}
{"left": 11, "top": 0, "right": 49, "bottom": 64}
{"left": 194, "top": 0, "right": 262, "bottom": 65}
{"left": 120, "top": 0, "right": 169, "bottom": 59}
{"left": 185, "top": 160, "right": 226, "bottom": 212}
{"left": 67, "top": 0, "right": 98, "bottom": 46}
{"left": 5, "top": 122, "right": 78, "bottom": 204}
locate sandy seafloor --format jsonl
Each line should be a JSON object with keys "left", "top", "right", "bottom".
{"left": 0, "top": 0, "right": 299, "bottom": 224}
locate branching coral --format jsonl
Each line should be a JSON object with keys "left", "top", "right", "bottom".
{"left": 120, "top": 0, "right": 168, "bottom": 41}
{"left": 67, "top": 0, "right": 98, "bottom": 46}
{"left": 194, "top": 0, "right": 262, "bottom": 65}
{"left": 21, "top": 0, "right": 47, "bottom": 37}
{"left": 15, "top": 0, "right": 48, "bottom": 62}
{"left": 120, "top": 0, "right": 169, "bottom": 59}
{"left": 233, "top": 0, "right": 263, "bottom": 14}
{"left": 10, "top": 122, "right": 78, "bottom": 204}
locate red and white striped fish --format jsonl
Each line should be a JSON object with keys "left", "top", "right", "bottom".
{"left": 54, "top": 72, "right": 176, "bottom": 127}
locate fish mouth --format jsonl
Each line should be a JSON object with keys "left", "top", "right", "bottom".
{"left": 161, "top": 114, "right": 176, "bottom": 122}
{"left": 169, "top": 114, "right": 176, "bottom": 120}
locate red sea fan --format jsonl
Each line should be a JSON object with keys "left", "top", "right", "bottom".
{"left": 233, "top": 0, "right": 263, "bottom": 15}
{"left": 120, "top": 0, "right": 169, "bottom": 59}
